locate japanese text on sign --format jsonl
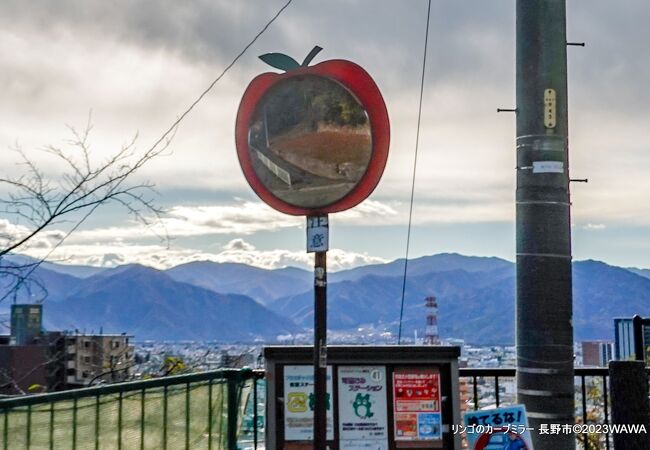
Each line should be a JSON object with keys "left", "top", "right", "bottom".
{"left": 463, "top": 405, "right": 534, "bottom": 450}
{"left": 338, "top": 366, "right": 388, "bottom": 450}
{"left": 307, "top": 216, "right": 329, "bottom": 252}
{"left": 284, "top": 365, "right": 334, "bottom": 441}
{"left": 393, "top": 370, "right": 442, "bottom": 441}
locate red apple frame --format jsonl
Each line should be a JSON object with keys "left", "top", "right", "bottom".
{"left": 235, "top": 59, "right": 390, "bottom": 216}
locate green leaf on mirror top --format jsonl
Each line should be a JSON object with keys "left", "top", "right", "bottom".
{"left": 259, "top": 53, "right": 301, "bottom": 71}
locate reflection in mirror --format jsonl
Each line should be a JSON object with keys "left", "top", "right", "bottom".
{"left": 248, "top": 75, "right": 371, "bottom": 208}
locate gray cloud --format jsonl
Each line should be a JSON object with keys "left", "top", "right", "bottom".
{"left": 564, "top": 1, "right": 650, "bottom": 116}
{"left": 0, "top": 1, "right": 283, "bottom": 61}
{"left": 5, "top": 0, "right": 644, "bottom": 114}
{"left": 0, "top": 1, "right": 514, "bottom": 87}
{"left": 1, "top": 1, "right": 649, "bottom": 268}
{"left": 2, "top": 0, "right": 646, "bottom": 91}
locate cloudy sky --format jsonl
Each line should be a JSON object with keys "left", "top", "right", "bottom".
{"left": 1, "top": 0, "right": 649, "bottom": 271}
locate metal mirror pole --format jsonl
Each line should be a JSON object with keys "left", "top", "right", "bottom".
{"left": 308, "top": 215, "right": 329, "bottom": 448}
{"left": 313, "top": 249, "right": 327, "bottom": 448}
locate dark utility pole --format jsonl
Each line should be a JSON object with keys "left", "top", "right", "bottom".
{"left": 516, "top": 1, "right": 575, "bottom": 448}
{"left": 313, "top": 250, "right": 328, "bottom": 448}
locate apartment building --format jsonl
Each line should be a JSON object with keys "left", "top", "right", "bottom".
{"left": 0, "top": 304, "right": 134, "bottom": 394}
{"left": 65, "top": 333, "right": 134, "bottom": 386}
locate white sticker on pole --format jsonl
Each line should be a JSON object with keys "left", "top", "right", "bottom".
{"left": 532, "top": 161, "right": 564, "bottom": 174}
{"left": 284, "top": 365, "right": 334, "bottom": 441}
{"left": 307, "top": 216, "right": 329, "bottom": 253}
{"left": 463, "top": 405, "right": 534, "bottom": 450}
{"left": 338, "top": 366, "right": 389, "bottom": 450}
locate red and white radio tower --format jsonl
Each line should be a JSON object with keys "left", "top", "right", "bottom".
{"left": 424, "top": 296, "right": 440, "bottom": 345}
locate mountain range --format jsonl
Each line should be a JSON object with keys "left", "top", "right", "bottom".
{"left": 1, "top": 253, "right": 649, "bottom": 344}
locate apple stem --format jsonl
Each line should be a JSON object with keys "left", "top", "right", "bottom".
{"left": 301, "top": 46, "right": 323, "bottom": 67}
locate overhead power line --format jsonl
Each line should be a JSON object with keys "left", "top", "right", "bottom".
{"left": 398, "top": 0, "right": 432, "bottom": 345}
{"left": 148, "top": 0, "right": 295, "bottom": 155}
{"left": 0, "top": 0, "right": 294, "bottom": 304}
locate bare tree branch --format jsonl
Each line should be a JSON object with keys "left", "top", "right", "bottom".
{"left": 0, "top": 121, "right": 171, "bottom": 304}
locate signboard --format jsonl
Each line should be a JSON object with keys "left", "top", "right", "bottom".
{"left": 393, "top": 369, "right": 442, "bottom": 441}
{"left": 307, "top": 216, "right": 329, "bottom": 252}
{"left": 543, "top": 88, "right": 557, "bottom": 129}
{"left": 284, "top": 365, "right": 334, "bottom": 440}
{"left": 463, "top": 405, "right": 533, "bottom": 450}
{"left": 338, "top": 366, "right": 389, "bottom": 449}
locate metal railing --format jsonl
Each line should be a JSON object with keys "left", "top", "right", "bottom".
{"left": 2, "top": 365, "right": 646, "bottom": 449}
{"left": 460, "top": 366, "right": 650, "bottom": 450}
{"left": 238, "top": 374, "right": 265, "bottom": 450}
{"left": 0, "top": 368, "right": 264, "bottom": 450}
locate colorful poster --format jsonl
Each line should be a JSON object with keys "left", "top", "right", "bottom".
{"left": 283, "top": 365, "right": 333, "bottom": 441}
{"left": 338, "top": 366, "right": 389, "bottom": 450}
{"left": 418, "top": 413, "right": 441, "bottom": 439}
{"left": 463, "top": 405, "right": 534, "bottom": 450}
{"left": 393, "top": 370, "right": 442, "bottom": 441}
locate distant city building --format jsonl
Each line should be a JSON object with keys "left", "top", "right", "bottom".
{"left": 0, "top": 343, "right": 48, "bottom": 394}
{"left": 10, "top": 304, "right": 42, "bottom": 345}
{"left": 220, "top": 351, "right": 255, "bottom": 368}
{"left": 581, "top": 340, "right": 613, "bottom": 366}
{"left": 0, "top": 303, "right": 134, "bottom": 394}
{"left": 614, "top": 317, "right": 650, "bottom": 362}
{"left": 446, "top": 338, "right": 465, "bottom": 347}
{"left": 65, "top": 333, "right": 134, "bottom": 386}
{"left": 0, "top": 330, "right": 66, "bottom": 394}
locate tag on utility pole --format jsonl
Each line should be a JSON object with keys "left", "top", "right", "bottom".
{"left": 307, "top": 216, "right": 329, "bottom": 253}
{"left": 533, "top": 160, "right": 564, "bottom": 173}
{"left": 319, "top": 341, "right": 327, "bottom": 368}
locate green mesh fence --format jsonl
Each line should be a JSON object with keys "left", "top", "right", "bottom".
{"left": 237, "top": 378, "right": 264, "bottom": 450}
{"left": 0, "top": 369, "right": 261, "bottom": 450}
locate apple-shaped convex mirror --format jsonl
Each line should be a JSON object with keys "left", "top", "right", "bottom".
{"left": 235, "top": 47, "right": 389, "bottom": 215}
